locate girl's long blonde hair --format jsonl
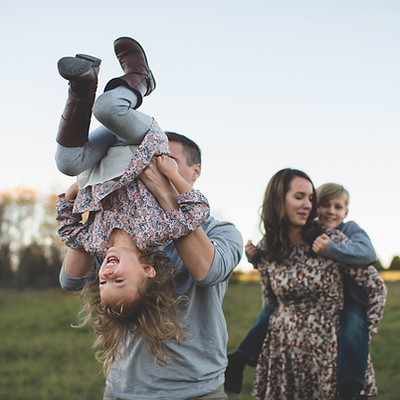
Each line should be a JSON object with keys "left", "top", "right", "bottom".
{"left": 76, "top": 250, "right": 188, "bottom": 378}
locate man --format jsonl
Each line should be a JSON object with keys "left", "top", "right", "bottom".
{"left": 59, "top": 132, "right": 243, "bottom": 400}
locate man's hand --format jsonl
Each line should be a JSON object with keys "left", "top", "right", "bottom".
{"left": 139, "top": 157, "right": 179, "bottom": 210}
{"left": 65, "top": 182, "right": 79, "bottom": 201}
{"left": 312, "top": 233, "right": 330, "bottom": 255}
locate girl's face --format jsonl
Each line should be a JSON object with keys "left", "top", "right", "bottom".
{"left": 318, "top": 194, "right": 348, "bottom": 228}
{"left": 98, "top": 247, "right": 155, "bottom": 307}
{"left": 284, "top": 176, "right": 314, "bottom": 228}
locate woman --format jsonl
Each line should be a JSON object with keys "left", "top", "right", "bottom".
{"left": 250, "top": 168, "right": 384, "bottom": 399}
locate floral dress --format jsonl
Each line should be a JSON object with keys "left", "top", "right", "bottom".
{"left": 252, "top": 231, "right": 386, "bottom": 400}
{"left": 56, "top": 120, "right": 210, "bottom": 256}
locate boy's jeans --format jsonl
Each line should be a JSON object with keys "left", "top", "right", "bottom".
{"left": 337, "top": 301, "right": 369, "bottom": 386}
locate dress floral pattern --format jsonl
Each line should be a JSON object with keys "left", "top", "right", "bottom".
{"left": 56, "top": 120, "right": 210, "bottom": 256}
{"left": 252, "top": 230, "right": 386, "bottom": 400}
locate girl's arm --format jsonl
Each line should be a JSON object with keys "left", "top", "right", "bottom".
{"left": 56, "top": 185, "right": 95, "bottom": 257}
{"left": 139, "top": 157, "right": 214, "bottom": 280}
{"left": 156, "top": 155, "right": 193, "bottom": 194}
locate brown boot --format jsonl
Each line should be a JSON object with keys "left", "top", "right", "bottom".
{"left": 56, "top": 54, "right": 101, "bottom": 147}
{"left": 104, "top": 37, "right": 155, "bottom": 109}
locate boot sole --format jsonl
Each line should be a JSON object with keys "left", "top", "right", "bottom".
{"left": 76, "top": 54, "right": 102, "bottom": 67}
{"left": 58, "top": 56, "right": 101, "bottom": 80}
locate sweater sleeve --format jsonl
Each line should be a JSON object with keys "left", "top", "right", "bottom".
{"left": 324, "top": 221, "right": 377, "bottom": 267}
{"left": 194, "top": 220, "right": 243, "bottom": 287}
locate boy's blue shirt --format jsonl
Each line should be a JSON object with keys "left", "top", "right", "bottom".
{"left": 325, "top": 220, "right": 377, "bottom": 267}
{"left": 246, "top": 220, "right": 377, "bottom": 268}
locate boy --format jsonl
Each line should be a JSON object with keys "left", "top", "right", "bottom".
{"left": 226, "top": 183, "right": 377, "bottom": 400}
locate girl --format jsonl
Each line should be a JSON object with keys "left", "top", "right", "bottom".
{"left": 249, "top": 169, "right": 385, "bottom": 399}
{"left": 55, "top": 37, "right": 209, "bottom": 375}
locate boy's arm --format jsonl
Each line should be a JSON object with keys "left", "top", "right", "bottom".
{"left": 324, "top": 221, "right": 377, "bottom": 267}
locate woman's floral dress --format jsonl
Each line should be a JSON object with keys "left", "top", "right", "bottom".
{"left": 56, "top": 120, "right": 210, "bottom": 256}
{"left": 252, "top": 230, "right": 386, "bottom": 400}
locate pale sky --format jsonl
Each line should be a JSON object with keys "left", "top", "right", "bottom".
{"left": 1, "top": 0, "right": 399, "bottom": 269}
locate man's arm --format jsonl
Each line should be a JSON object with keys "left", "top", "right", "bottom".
{"left": 139, "top": 158, "right": 215, "bottom": 280}
{"left": 63, "top": 248, "right": 96, "bottom": 278}
{"left": 58, "top": 183, "right": 96, "bottom": 290}
{"left": 325, "top": 221, "right": 377, "bottom": 266}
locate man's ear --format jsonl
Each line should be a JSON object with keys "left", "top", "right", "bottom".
{"left": 191, "top": 163, "right": 201, "bottom": 183}
{"left": 143, "top": 265, "right": 156, "bottom": 278}
{"left": 344, "top": 208, "right": 349, "bottom": 219}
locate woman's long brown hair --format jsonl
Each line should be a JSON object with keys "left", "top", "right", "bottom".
{"left": 259, "top": 168, "right": 321, "bottom": 262}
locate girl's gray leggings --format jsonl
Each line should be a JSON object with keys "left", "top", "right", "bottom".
{"left": 55, "top": 86, "right": 153, "bottom": 176}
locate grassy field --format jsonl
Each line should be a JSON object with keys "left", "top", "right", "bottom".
{"left": 0, "top": 282, "right": 399, "bottom": 400}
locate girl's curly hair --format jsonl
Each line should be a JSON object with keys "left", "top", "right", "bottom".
{"left": 75, "top": 250, "right": 188, "bottom": 378}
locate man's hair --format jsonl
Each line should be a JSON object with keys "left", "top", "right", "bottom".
{"left": 317, "top": 183, "right": 350, "bottom": 207}
{"left": 165, "top": 131, "right": 201, "bottom": 166}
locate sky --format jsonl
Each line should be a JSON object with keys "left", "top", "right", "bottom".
{"left": 1, "top": 0, "right": 399, "bottom": 270}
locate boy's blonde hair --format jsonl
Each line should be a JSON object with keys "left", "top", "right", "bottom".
{"left": 317, "top": 183, "right": 350, "bottom": 207}
{"left": 76, "top": 250, "right": 188, "bottom": 378}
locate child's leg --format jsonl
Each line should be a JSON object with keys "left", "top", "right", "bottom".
{"left": 56, "top": 54, "right": 100, "bottom": 147}
{"left": 55, "top": 126, "right": 116, "bottom": 176}
{"left": 236, "top": 300, "right": 277, "bottom": 366}
{"left": 225, "top": 300, "right": 277, "bottom": 394}
{"left": 336, "top": 300, "right": 369, "bottom": 398}
{"left": 93, "top": 86, "right": 153, "bottom": 144}
{"left": 104, "top": 37, "right": 156, "bottom": 109}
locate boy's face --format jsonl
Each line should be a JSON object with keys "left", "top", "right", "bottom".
{"left": 318, "top": 194, "right": 348, "bottom": 228}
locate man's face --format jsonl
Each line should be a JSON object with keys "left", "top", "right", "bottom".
{"left": 168, "top": 141, "right": 200, "bottom": 185}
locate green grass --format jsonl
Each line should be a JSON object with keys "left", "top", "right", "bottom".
{"left": 0, "top": 283, "right": 398, "bottom": 399}
{"left": 223, "top": 281, "right": 400, "bottom": 400}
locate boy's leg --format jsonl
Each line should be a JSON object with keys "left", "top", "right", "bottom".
{"left": 336, "top": 301, "right": 369, "bottom": 399}
{"left": 224, "top": 300, "right": 277, "bottom": 394}
{"left": 237, "top": 300, "right": 278, "bottom": 366}
{"left": 55, "top": 126, "right": 117, "bottom": 176}
{"left": 93, "top": 87, "right": 153, "bottom": 144}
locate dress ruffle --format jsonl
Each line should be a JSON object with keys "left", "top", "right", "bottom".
{"left": 72, "top": 119, "right": 169, "bottom": 214}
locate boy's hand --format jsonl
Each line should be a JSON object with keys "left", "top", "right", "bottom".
{"left": 312, "top": 233, "right": 330, "bottom": 255}
{"left": 245, "top": 240, "right": 259, "bottom": 260}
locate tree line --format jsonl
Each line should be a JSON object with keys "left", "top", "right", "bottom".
{"left": 0, "top": 187, "right": 398, "bottom": 290}
{"left": 0, "top": 187, "right": 65, "bottom": 289}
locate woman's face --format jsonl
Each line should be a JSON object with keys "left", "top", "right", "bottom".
{"left": 98, "top": 247, "right": 155, "bottom": 307}
{"left": 284, "top": 176, "right": 314, "bottom": 228}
